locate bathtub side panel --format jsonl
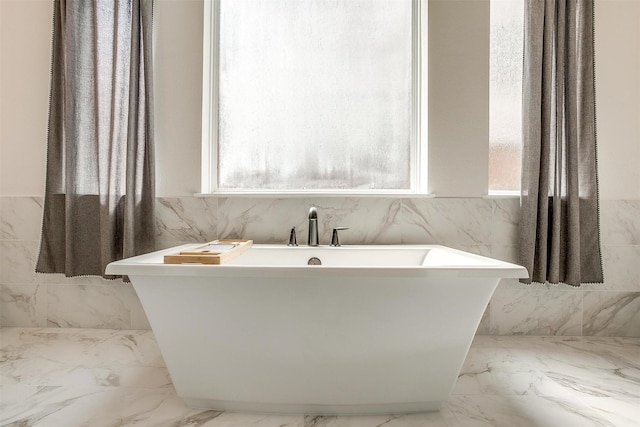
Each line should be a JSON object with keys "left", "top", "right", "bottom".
{"left": 130, "top": 274, "right": 497, "bottom": 414}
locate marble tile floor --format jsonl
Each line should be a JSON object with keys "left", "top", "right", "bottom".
{"left": 0, "top": 328, "right": 639, "bottom": 427}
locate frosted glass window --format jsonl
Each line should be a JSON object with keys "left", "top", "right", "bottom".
{"left": 217, "top": 0, "right": 412, "bottom": 191}
{"left": 489, "top": 0, "right": 523, "bottom": 192}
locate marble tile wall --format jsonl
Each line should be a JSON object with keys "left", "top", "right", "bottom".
{"left": 1, "top": 196, "right": 639, "bottom": 337}
{"left": 0, "top": 197, "right": 150, "bottom": 330}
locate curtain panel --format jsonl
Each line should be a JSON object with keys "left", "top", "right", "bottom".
{"left": 36, "top": 0, "right": 155, "bottom": 278}
{"left": 519, "top": 0, "right": 603, "bottom": 286}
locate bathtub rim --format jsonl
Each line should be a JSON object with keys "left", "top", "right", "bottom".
{"left": 105, "top": 243, "right": 528, "bottom": 280}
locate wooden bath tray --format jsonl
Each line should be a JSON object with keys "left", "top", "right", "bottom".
{"left": 163, "top": 240, "right": 253, "bottom": 265}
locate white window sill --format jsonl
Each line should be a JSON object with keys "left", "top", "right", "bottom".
{"left": 193, "top": 191, "right": 521, "bottom": 199}
{"left": 484, "top": 191, "right": 521, "bottom": 199}
{"left": 194, "top": 191, "right": 436, "bottom": 199}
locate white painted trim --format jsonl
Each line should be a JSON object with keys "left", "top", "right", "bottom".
{"left": 193, "top": 191, "right": 436, "bottom": 199}
{"left": 411, "top": 0, "right": 424, "bottom": 193}
{"left": 201, "top": 0, "right": 428, "bottom": 195}
{"left": 201, "top": 0, "right": 219, "bottom": 194}
{"left": 419, "top": 0, "right": 429, "bottom": 193}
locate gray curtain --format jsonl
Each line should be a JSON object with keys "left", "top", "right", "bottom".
{"left": 519, "top": 0, "right": 603, "bottom": 286}
{"left": 36, "top": 0, "right": 155, "bottom": 278}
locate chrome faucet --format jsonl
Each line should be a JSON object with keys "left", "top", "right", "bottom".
{"left": 308, "top": 207, "right": 319, "bottom": 246}
{"left": 288, "top": 226, "right": 298, "bottom": 246}
{"left": 330, "top": 227, "right": 349, "bottom": 247}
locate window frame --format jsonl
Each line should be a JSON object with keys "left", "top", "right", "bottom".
{"left": 201, "top": 0, "right": 428, "bottom": 195}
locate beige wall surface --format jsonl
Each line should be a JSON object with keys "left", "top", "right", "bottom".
{"left": 1, "top": 0, "right": 639, "bottom": 336}
{"left": 0, "top": 0, "right": 639, "bottom": 198}
{"left": 595, "top": 0, "right": 640, "bottom": 199}
{"left": 0, "top": 0, "right": 51, "bottom": 196}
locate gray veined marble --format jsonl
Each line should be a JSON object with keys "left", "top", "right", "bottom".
{"left": 0, "top": 284, "right": 46, "bottom": 327}
{"left": 155, "top": 197, "right": 219, "bottom": 244}
{"left": 0, "top": 240, "right": 40, "bottom": 285}
{"left": 2, "top": 195, "right": 640, "bottom": 337}
{"left": 600, "top": 200, "right": 640, "bottom": 245}
{"left": 601, "top": 245, "right": 640, "bottom": 292}
{"left": 0, "top": 196, "right": 43, "bottom": 241}
{"left": 489, "top": 286, "right": 583, "bottom": 336}
{"left": 1, "top": 329, "right": 639, "bottom": 426}
{"left": 400, "top": 198, "right": 493, "bottom": 246}
{"left": 583, "top": 291, "right": 640, "bottom": 337}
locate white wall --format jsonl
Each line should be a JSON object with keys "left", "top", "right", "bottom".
{"left": 595, "top": 0, "right": 640, "bottom": 200}
{"left": 1, "top": 0, "right": 639, "bottom": 199}
{"left": 2, "top": 0, "right": 639, "bottom": 336}
{"left": 428, "top": 0, "right": 489, "bottom": 197}
{"left": 153, "top": 0, "right": 203, "bottom": 196}
{"left": 0, "top": 0, "right": 51, "bottom": 196}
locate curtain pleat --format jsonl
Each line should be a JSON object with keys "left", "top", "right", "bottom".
{"left": 519, "top": 0, "right": 603, "bottom": 286}
{"left": 36, "top": 0, "right": 155, "bottom": 278}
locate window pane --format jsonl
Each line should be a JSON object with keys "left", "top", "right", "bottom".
{"left": 218, "top": 0, "right": 412, "bottom": 190}
{"left": 489, "top": 0, "right": 523, "bottom": 192}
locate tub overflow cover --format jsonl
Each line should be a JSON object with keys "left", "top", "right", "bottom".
{"left": 308, "top": 257, "right": 322, "bottom": 265}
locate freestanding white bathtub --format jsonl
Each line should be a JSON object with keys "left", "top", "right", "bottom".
{"left": 106, "top": 244, "right": 527, "bottom": 415}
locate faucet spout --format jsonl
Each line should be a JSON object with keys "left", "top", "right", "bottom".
{"left": 308, "top": 207, "right": 319, "bottom": 246}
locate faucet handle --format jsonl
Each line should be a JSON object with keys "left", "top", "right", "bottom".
{"left": 288, "top": 226, "right": 298, "bottom": 246}
{"left": 330, "top": 227, "right": 349, "bottom": 247}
